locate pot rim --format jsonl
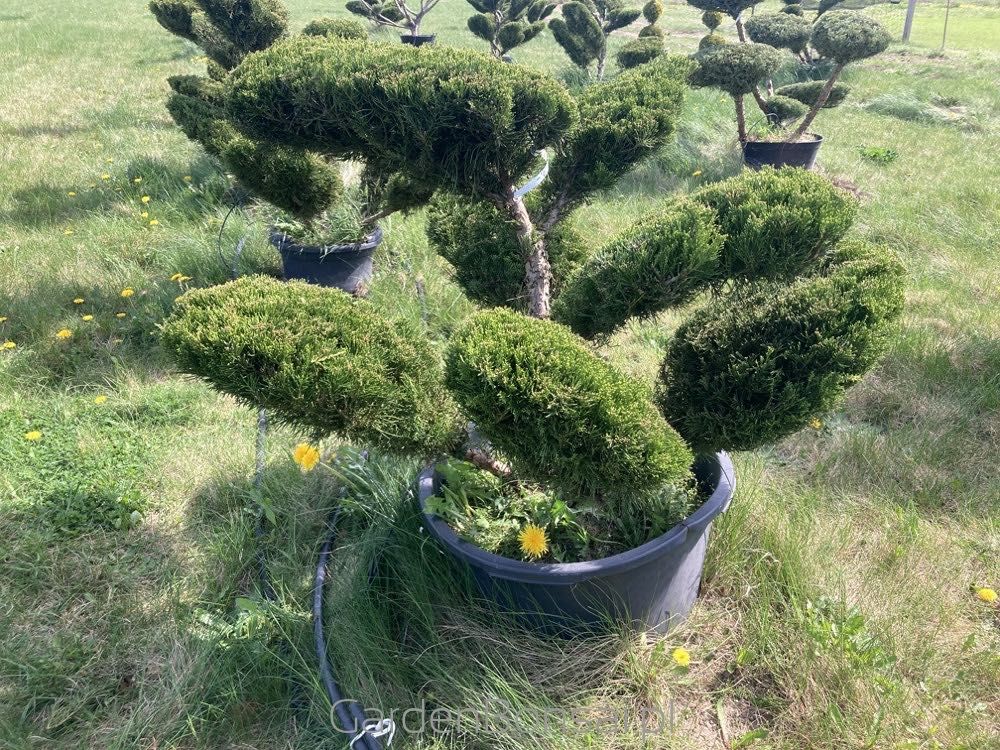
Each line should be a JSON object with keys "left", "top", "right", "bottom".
{"left": 743, "top": 132, "right": 824, "bottom": 146}
{"left": 418, "top": 451, "right": 735, "bottom": 584}
{"left": 269, "top": 224, "right": 383, "bottom": 256}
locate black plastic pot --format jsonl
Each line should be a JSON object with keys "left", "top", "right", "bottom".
{"left": 269, "top": 226, "right": 381, "bottom": 293}
{"left": 400, "top": 34, "right": 435, "bottom": 46}
{"left": 743, "top": 134, "right": 823, "bottom": 170}
{"left": 418, "top": 452, "right": 735, "bottom": 634}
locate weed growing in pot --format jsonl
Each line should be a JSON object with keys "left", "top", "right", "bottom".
{"left": 160, "top": 28, "right": 905, "bottom": 565}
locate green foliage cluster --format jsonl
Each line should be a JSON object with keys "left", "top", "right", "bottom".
{"left": 781, "top": 0, "right": 803, "bottom": 16}
{"left": 657, "top": 240, "right": 905, "bottom": 453}
{"left": 616, "top": 37, "right": 664, "bottom": 69}
{"left": 544, "top": 55, "right": 690, "bottom": 211}
{"left": 811, "top": 10, "right": 891, "bottom": 64}
{"left": 426, "top": 196, "right": 587, "bottom": 309}
{"left": 686, "top": 0, "right": 762, "bottom": 20}
{"left": 160, "top": 276, "right": 463, "bottom": 456}
{"left": 549, "top": 0, "right": 642, "bottom": 75}
{"left": 692, "top": 167, "right": 856, "bottom": 280}
{"left": 553, "top": 199, "right": 723, "bottom": 338}
{"left": 776, "top": 80, "right": 851, "bottom": 108}
{"left": 762, "top": 93, "right": 809, "bottom": 125}
{"left": 745, "top": 12, "right": 811, "bottom": 54}
{"left": 701, "top": 10, "right": 723, "bottom": 29}
{"left": 301, "top": 17, "right": 368, "bottom": 39}
{"left": 446, "top": 309, "right": 693, "bottom": 502}
{"left": 689, "top": 41, "right": 782, "bottom": 97}
{"left": 467, "top": 0, "right": 555, "bottom": 57}
{"left": 149, "top": 0, "right": 287, "bottom": 69}
{"left": 225, "top": 36, "right": 576, "bottom": 199}
{"left": 345, "top": 0, "right": 408, "bottom": 28}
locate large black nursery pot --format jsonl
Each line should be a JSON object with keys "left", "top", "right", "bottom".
{"left": 269, "top": 226, "right": 381, "bottom": 293}
{"left": 418, "top": 452, "right": 736, "bottom": 635}
{"left": 400, "top": 33, "right": 436, "bottom": 46}
{"left": 743, "top": 133, "right": 823, "bottom": 170}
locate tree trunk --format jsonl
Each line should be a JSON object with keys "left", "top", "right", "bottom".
{"left": 735, "top": 15, "right": 747, "bottom": 42}
{"left": 505, "top": 192, "right": 551, "bottom": 319}
{"left": 734, "top": 95, "right": 747, "bottom": 145}
{"left": 786, "top": 63, "right": 844, "bottom": 142}
{"left": 596, "top": 46, "right": 607, "bottom": 81}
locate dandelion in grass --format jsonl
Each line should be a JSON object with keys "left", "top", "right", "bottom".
{"left": 93, "top": 395, "right": 108, "bottom": 405}
{"left": 692, "top": 169, "right": 702, "bottom": 177}
{"left": 671, "top": 647, "right": 691, "bottom": 667}
{"left": 141, "top": 211, "right": 149, "bottom": 219}
{"left": 73, "top": 297, "right": 84, "bottom": 304}
{"left": 2, "top": 340, "right": 15, "bottom": 350}
{"left": 24, "top": 430, "right": 42, "bottom": 441}
{"left": 120, "top": 288, "right": 134, "bottom": 298}
{"left": 115, "top": 312, "right": 126, "bottom": 319}
{"left": 81, "top": 314, "right": 94, "bottom": 321}
{"left": 293, "top": 442, "right": 321, "bottom": 473}
{"left": 133, "top": 177, "right": 143, "bottom": 184}
{"left": 101, "top": 173, "right": 110, "bottom": 180}
{"left": 183, "top": 175, "right": 192, "bottom": 183}
{"left": 149, "top": 219, "right": 159, "bottom": 226}
{"left": 63, "top": 229, "right": 74, "bottom": 235}
{"left": 0, "top": 316, "right": 7, "bottom": 323}
{"left": 519, "top": 523, "right": 548, "bottom": 560}
{"left": 67, "top": 191, "right": 76, "bottom": 197}
{"left": 170, "top": 273, "right": 183, "bottom": 282}
{"left": 105, "top": 158, "right": 113, "bottom": 163}
{"left": 809, "top": 417, "right": 823, "bottom": 430}
{"left": 977, "top": 587, "right": 997, "bottom": 604}
{"left": 141, "top": 195, "right": 150, "bottom": 204}
{"left": 56, "top": 328, "right": 72, "bottom": 339}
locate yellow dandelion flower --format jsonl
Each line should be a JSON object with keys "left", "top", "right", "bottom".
{"left": 141, "top": 195, "right": 150, "bottom": 204}
{"left": 56, "top": 328, "right": 73, "bottom": 340}
{"left": 141, "top": 211, "right": 149, "bottom": 218}
{"left": 149, "top": 219, "right": 159, "bottom": 226}
{"left": 81, "top": 314, "right": 94, "bottom": 322}
{"left": 105, "top": 158, "right": 113, "bottom": 163}
{"left": 170, "top": 273, "right": 183, "bottom": 281}
{"left": 120, "top": 288, "right": 135, "bottom": 298}
{"left": 73, "top": 298, "right": 85, "bottom": 304}
{"left": 94, "top": 395, "right": 109, "bottom": 405}
{"left": 101, "top": 173, "right": 110, "bottom": 180}
{"left": 0, "top": 316, "right": 7, "bottom": 323}
{"left": 183, "top": 175, "right": 193, "bottom": 182}
{"left": 293, "top": 442, "right": 321, "bottom": 472}
{"left": 67, "top": 191, "right": 76, "bottom": 197}
{"left": 63, "top": 229, "right": 74, "bottom": 235}
{"left": 519, "top": 524, "right": 548, "bottom": 559}
{"left": 2, "top": 340, "right": 15, "bottom": 350}
{"left": 809, "top": 417, "right": 823, "bottom": 430}
{"left": 179, "top": 275, "right": 192, "bottom": 282}
{"left": 976, "top": 587, "right": 997, "bottom": 604}
{"left": 115, "top": 312, "right": 127, "bottom": 319}
{"left": 672, "top": 647, "right": 691, "bottom": 667}
{"left": 133, "top": 176, "right": 142, "bottom": 184}
{"left": 24, "top": 430, "right": 42, "bottom": 441}
{"left": 692, "top": 169, "right": 703, "bottom": 177}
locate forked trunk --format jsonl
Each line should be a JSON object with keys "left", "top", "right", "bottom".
{"left": 786, "top": 63, "right": 844, "bottom": 142}
{"left": 505, "top": 192, "right": 551, "bottom": 319}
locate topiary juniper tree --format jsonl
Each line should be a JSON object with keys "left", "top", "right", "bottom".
{"left": 467, "top": 0, "right": 556, "bottom": 59}
{"left": 160, "top": 35, "right": 904, "bottom": 547}
{"left": 549, "top": 0, "right": 643, "bottom": 80}
{"left": 616, "top": 0, "right": 666, "bottom": 70}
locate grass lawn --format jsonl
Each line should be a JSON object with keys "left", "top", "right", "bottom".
{"left": 1, "top": 0, "right": 998, "bottom": 748}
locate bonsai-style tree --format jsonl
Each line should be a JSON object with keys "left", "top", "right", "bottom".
{"left": 346, "top": 0, "right": 440, "bottom": 41}
{"left": 466, "top": 0, "right": 556, "bottom": 59}
{"left": 616, "top": 0, "right": 666, "bottom": 70}
{"left": 151, "top": 2, "right": 426, "bottom": 252}
{"left": 549, "top": 0, "right": 643, "bottom": 80}
{"left": 160, "top": 35, "right": 905, "bottom": 562}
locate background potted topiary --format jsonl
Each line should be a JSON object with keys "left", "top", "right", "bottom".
{"left": 346, "top": 0, "right": 441, "bottom": 45}
{"left": 688, "top": 2, "right": 890, "bottom": 168}
{"left": 616, "top": 0, "right": 666, "bottom": 70}
{"left": 549, "top": 0, "right": 643, "bottom": 80}
{"left": 160, "top": 34, "right": 905, "bottom": 633}
{"left": 466, "top": 0, "right": 556, "bottom": 60}
{"left": 149, "top": 1, "right": 428, "bottom": 290}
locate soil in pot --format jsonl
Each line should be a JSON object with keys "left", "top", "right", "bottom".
{"left": 269, "top": 226, "right": 382, "bottom": 293}
{"left": 418, "top": 452, "right": 736, "bottom": 635}
{"left": 743, "top": 133, "right": 823, "bottom": 170}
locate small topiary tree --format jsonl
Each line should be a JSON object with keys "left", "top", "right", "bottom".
{"left": 549, "top": 0, "right": 643, "bottom": 79}
{"left": 616, "top": 0, "right": 665, "bottom": 70}
{"left": 346, "top": 0, "right": 441, "bottom": 41}
{"left": 161, "top": 30, "right": 904, "bottom": 563}
{"left": 466, "top": 0, "right": 556, "bottom": 59}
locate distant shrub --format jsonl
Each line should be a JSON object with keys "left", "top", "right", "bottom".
{"left": 553, "top": 199, "right": 723, "bottom": 338}
{"left": 446, "top": 309, "right": 693, "bottom": 501}
{"left": 658, "top": 240, "right": 906, "bottom": 454}
{"left": 301, "top": 16, "right": 367, "bottom": 38}
{"left": 859, "top": 145, "right": 898, "bottom": 165}
{"left": 692, "top": 167, "right": 856, "bottom": 280}
{"left": 160, "top": 276, "right": 463, "bottom": 456}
